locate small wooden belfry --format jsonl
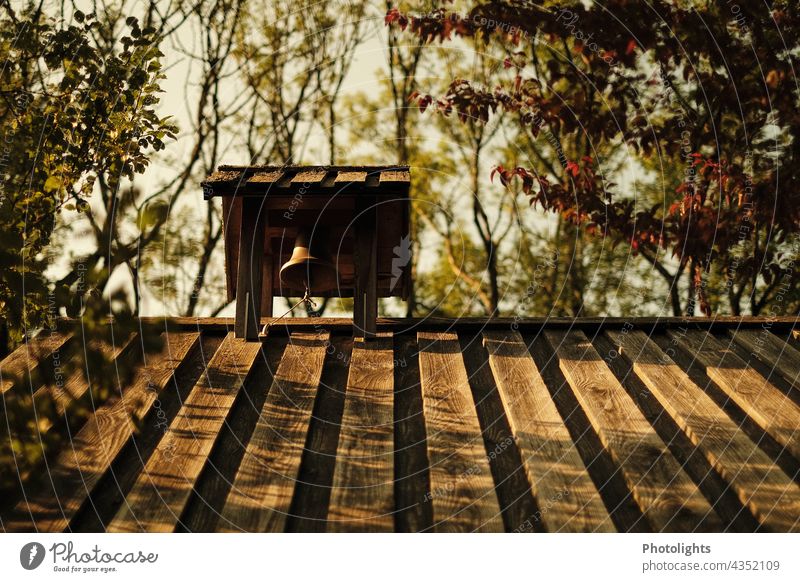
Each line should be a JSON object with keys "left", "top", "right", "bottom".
{"left": 202, "top": 165, "right": 412, "bottom": 340}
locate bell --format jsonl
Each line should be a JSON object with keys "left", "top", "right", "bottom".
{"left": 279, "top": 228, "right": 339, "bottom": 293}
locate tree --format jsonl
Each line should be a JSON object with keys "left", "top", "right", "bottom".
{"left": 387, "top": 1, "right": 800, "bottom": 316}
{"left": 142, "top": 0, "right": 369, "bottom": 318}
{"left": 0, "top": 3, "right": 173, "bottom": 498}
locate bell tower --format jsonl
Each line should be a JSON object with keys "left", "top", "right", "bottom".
{"left": 202, "top": 165, "right": 412, "bottom": 340}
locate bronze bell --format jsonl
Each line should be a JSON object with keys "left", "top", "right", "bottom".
{"left": 279, "top": 228, "right": 339, "bottom": 293}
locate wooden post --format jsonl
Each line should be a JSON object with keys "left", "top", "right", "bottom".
{"left": 354, "top": 193, "right": 378, "bottom": 339}
{"left": 235, "top": 196, "right": 267, "bottom": 340}
{"left": 365, "top": 202, "right": 378, "bottom": 338}
{"left": 261, "top": 253, "right": 274, "bottom": 318}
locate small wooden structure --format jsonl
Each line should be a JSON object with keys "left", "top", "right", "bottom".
{"left": 202, "top": 165, "right": 412, "bottom": 340}
{"left": 2, "top": 316, "right": 799, "bottom": 532}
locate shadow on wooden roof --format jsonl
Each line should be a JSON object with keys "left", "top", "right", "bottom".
{"left": 1, "top": 316, "right": 799, "bottom": 532}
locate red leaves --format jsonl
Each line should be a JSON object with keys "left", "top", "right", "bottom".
{"left": 492, "top": 165, "right": 535, "bottom": 196}
{"left": 418, "top": 94, "right": 432, "bottom": 113}
{"left": 384, "top": 8, "right": 408, "bottom": 30}
{"left": 385, "top": 7, "right": 473, "bottom": 43}
{"left": 408, "top": 91, "right": 449, "bottom": 115}
{"left": 566, "top": 160, "right": 580, "bottom": 177}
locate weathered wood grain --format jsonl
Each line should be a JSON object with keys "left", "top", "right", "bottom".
{"left": 8, "top": 332, "right": 200, "bottom": 532}
{"left": 327, "top": 333, "right": 394, "bottom": 532}
{"left": 609, "top": 330, "right": 800, "bottom": 532}
{"left": 135, "top": 316, "right": 800, "bottom": 335}
{"left": 483, "top": 331, "right": 614, "bottom": 532}
{"left": 459, "top": 333, "right": 540, "bottom": 532}
{"left": 43, "top": 335, "right": 135, "bottom": 418}
{"left": 334, "top": 171, "right": 368, "bottom": 183}
{"left": 291, "top": 169, "right": 328, "bottom": 184}
{"left": 107, "top": 333, "right": 261, "bottom": 532}
{"left": 9, "top": 334, "right": 136, "bottom": 449}
{"left": 286, "top": 336, "right": 351, "bottom": 532}
{"left": 379, "top": 170, "right": 411, "bottom": 184}
{"left": 728, "top": 329, "right": 800, "bottom": 389}
{"left": 0, "top": 332, "right": 72, "bottom": 394}
{"left": 417, "top": 331, "right": 503, "bottom": 532}
{"left": 219, "top": 331, "right": 329, "bottom": 532}
{"left": 3, "top": 316, "right": 800, "bottom": 534}
{"left": 246, "top": 171, "right": 283, "bottom": 184}
{"left": 392, "top": 334, "right": 432, "bottom": 532}
{"left": 671, "top": 330, "right": 800, "bottom": 462}
{"left": 545, "top": 330, "right": 721, "bottom": 532}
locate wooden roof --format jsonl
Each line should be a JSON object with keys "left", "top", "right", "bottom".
{"left": 2, "top": 316, "right": 799, "bottom": 532}
{"left": 202, "top": 165, "right": 411, "bottom": 198}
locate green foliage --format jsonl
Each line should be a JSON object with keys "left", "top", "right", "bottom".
{"left": 0, "top": 7, "right": 176, "bottom": 342}
{"left": 0, "top": 5, "right": 173, "bottom": 496}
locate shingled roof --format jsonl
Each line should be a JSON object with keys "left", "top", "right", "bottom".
{"left": 201, "top": 165, "right": 411, "bottom": 199}
{"left": 2, "top": 316, "right": 799, "bottom": 532}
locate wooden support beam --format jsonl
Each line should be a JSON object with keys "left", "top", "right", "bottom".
{"left": 261, "top": 256, "right": 274, "bottom": 317}
{"left": 235, "top": 197, "right": 267, "bottom": 339}
{"left": 365, "top": 201, "right": 378, "bottom": 338}
{"left": 354, "top": 193, "right": 378, "bottom": 339}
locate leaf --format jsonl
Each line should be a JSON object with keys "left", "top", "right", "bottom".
{"left": 44, "top": 175, "right": 62, "bottom": 193}
{"left": 566, "top": 161, "right": 580, "bottom": 177}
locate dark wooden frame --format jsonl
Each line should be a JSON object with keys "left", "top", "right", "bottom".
{"left": 234, "top": 197, "right": 271, "bottom": 339}
{"left": 207, "top": 166, "right": 411, "bottom": 341}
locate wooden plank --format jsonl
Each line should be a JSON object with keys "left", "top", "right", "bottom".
{"left": 334, "top": 171, "right": 368, "bottom": 184}
{"left": 393, "top": 334, "right": 432, "bottom": 532}
{"left": 285, "top": 336, "right": 351, "bottom": 532}
{"left": 671, "top": 330, "right": 800, "bottom": 462}
{"left": 417, "top": 331, "right": 503, "bottom": 532}
{"left": 544, "top": 330, "right": 720, "bottom": 532}
{"left": 379, "top": 170, "right": 411, "bottom": 184}
{"left": 134, "top": 316, "right": 800, "bottom": 334}
{"left": 7, "top": 334, "right": 137, "bottom": 455}
{"left": 460, "top": 334, "right": 540, "bottom": 531}
{"left": 107, "top": 333, "right": 262, "bottom": 532}
{"left": 728, "top": 329, "right": 800, "bottom": 389}
{"left": 246, "top": 170, "right": 283, "bottom": 184}
{"left": 327, "top": 333, "right": 394, "bottom": 532}
{"left": 202, "top": 170, "right": 242, "bottom": 185}
{"left": 42, "top": 335, "right": 135, "bottom": 418}
{"left": 8, "top": 332, "right": 201, "bottom": 532}
{"left": 609, "top": 330, "right": 800, "bottom": 532}
{"left": 483, "top": 332, "right": 614, "bottom": 532}
{"left": 0, "top": 332, "right": 72, "bottom": 394}
{"left": 291, "top": 169, "right": 327, "bottom": 184}
{"left": 219, "top": 331, "right": 329, "bottom": 532}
